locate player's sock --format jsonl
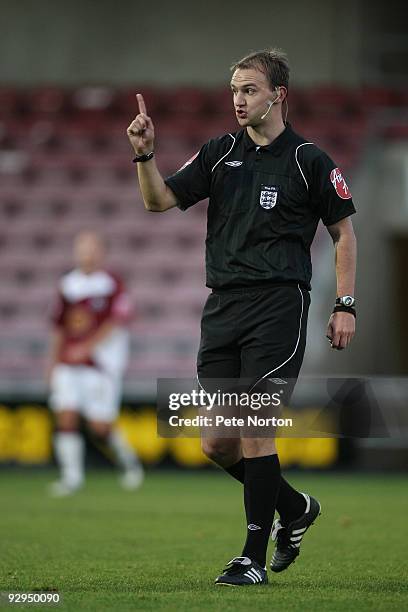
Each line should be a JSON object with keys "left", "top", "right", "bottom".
{"left": 241, "top": 454, "right": 280, "bottom": 567}
{"left": 108, "top": 430, "right": 144, "bottom": 489}
{"left": 276, "top": 476, "right": 307, "bottom": 524}
{"left": 225, "top": 464, "right": 306, "bottom": 525}
{"left": 108, "top": 429, "right": 141, "bottom": 471}
{"left": 225, "top": 458, "right": 245, "bottom": 482}
{"left": 54, "top": 431, "right": 84, "bottom": 488}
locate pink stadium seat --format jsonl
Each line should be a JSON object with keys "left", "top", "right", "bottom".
{"left": 22, "top": 87, "right": 68, "bottom": 116}
{"left": 393, "top": 90, "right": 408, "bottom": 107}
{"left": 358, "top": 87, "right": 399, "bottom": 108}
{"left": 164, "top": 88, "right": 210, "bottom": 116}
{"left": 0, "top": 88, "right": 22, "bottom": 116}
{"left": 206, "top": 87, "right": 234, "bottom": 115}
{"left": 127, "top": 354, "right": 196, "bottom": 378}
{"left": 114, "top": 87, "right": 164, "bottom": 116}
{"left": 300, "top": 86, "right": 362, "bottom": 117}
{"left": 1, "top": 314, "right": 48, "bottom": 336}
{"left": 70, "top": 87, "right": 115, "bottom": 117}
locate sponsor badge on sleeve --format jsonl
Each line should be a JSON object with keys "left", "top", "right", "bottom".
{"left": 330, "top": 168, "right": 352, "bottom": 200}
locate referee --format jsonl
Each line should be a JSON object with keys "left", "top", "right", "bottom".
{"left": 127, "top": 48, "right": 357, "bottom": 586}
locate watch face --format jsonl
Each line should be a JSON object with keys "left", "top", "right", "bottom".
{"left": 343, "top": 296, "right": 354, "bottom": 307}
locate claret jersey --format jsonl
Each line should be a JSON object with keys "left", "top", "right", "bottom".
{"left": 51, "top": 269, "right": 131, "bottom": 376}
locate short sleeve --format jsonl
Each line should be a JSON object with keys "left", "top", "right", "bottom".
{"left": 309, "top": 152, "right": 356, "bottom": 226}
{"left": 164, "top": 143, "right": 211, "bottom": 211}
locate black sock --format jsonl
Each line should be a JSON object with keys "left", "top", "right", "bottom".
{"left": 276, "top": 476, "right": 306, "bottom": 524}
{"left": 241, "top": 454, "right": 280, "bottom": 567}
{"left": 225, "top": 462, "right": 306, "bottom": 525}
{"left": 225, "top": 458, "right": 245, "bottom": 483}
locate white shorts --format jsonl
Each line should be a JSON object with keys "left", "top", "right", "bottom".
{"left": 49, "top": 364, "right": 122, "bottom": 422}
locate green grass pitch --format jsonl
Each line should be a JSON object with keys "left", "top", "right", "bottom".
{"left": 0, "top": 470, "right": 407, "bottom": 611}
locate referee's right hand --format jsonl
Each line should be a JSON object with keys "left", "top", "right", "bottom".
{"left": 127, "top": 94, "right": 155, "bottom": 156}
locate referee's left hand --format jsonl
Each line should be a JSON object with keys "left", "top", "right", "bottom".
{"left": 326, "top": 312, "right": 355, "bottom": 350}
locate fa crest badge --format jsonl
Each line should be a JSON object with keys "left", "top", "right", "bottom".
{"left": 259, "top": 185, "right": 278, "bottom": 209}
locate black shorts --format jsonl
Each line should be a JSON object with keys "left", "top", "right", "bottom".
{"left": 197, "top": 283, "right": 310, "bottom": 393}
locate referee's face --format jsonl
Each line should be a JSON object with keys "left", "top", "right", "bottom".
{"left": 230, "top": 68, "right": 275, "bottom": 127}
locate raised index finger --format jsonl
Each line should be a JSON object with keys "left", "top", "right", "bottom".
{"left": 137, "top": 93, "right": 147, "bottom": 115}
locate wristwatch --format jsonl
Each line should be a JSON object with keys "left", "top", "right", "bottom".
{"left": 335, "top": 296, "right": 355, "bottom": 307}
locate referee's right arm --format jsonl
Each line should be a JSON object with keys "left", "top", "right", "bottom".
{"left": 127, "top": 94, "right": 177, "bottom": 212}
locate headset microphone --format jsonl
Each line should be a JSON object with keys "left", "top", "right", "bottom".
{"left": 260, "top": 100, "right": 274, "bottom": 120}
{"left": 260, "top": 88, "right": 281, "bottom": 120}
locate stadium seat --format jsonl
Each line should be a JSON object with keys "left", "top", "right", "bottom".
{"left": 0, "top": 88, "right": 22, "bottom": 117}
{"left": 22, "top": 87, "right": 68, "bottom": 116}
{"left": 163, "top": 87, "right": 211, "bottom": 116}
{"left": 113, "top": 87, "right": 165, "bottom": 117}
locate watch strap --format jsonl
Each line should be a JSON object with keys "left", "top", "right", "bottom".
{"left": 132, "top": 151, "right": 154, "bottom": 163}
{"left": 333, "top": 305, "right": 356, "bottom": 318}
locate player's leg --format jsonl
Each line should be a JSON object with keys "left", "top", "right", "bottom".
{"left": 87, "top": 418, "right": 144, "bottom": 489}
{"left": 198, "top": 291, "right": 273, "bottom": 584}
{"left": 215, "top": 285, "right": 305, "bottom": 582}
{"left": 198, "top": 291, "right": 244, "bottom": 474}
{"left": 49, "top": 365, "right": 85, "bottom": 496}
{"left": 197, "top": 292, "right": 270, "bottom": 585}
{"left": 83, "top": 368, "right": 144, "bottom": 489}
{"left": 201, "top": 438, "right": 242, "bottom": 470}
{"left": 214, "top": 430, "right": 277, "bottom": 585}
{"left": 240, "top": 285, "right": 321, "bottom": 573}
{"left": 210, "top": 442, "right": 306, "bottom": 523}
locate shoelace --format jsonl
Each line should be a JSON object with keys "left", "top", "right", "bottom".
{"left": 271, "top": 519, "right": 283, "bottom": 541}
{"left": 271, "top": 520, "right": 295, "bottom": 549}
{"left": 223, "top": 557, "right": 250, "bottom": 574}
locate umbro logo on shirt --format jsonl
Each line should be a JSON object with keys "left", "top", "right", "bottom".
{"left": 225, "top": 160, "right": 243, "bottom": 167}
{"left": 248, "top": 524, "right": 262, "bottom": 531}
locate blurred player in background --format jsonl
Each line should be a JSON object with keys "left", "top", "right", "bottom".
{"left": 46, "top": 231, "right": 144, "bottom": 496}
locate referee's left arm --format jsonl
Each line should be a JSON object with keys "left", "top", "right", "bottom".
{"left": 326, "top": 217, "right": 357, "bottom": 350}
{"left": 327, "top": 216, "right": 356, "bottom": 301}
{"left": 304, "top": 149, "right": 357, "bottom": 351}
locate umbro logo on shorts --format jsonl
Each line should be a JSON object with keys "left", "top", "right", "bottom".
{"left": 225, "top": 160, "right": 243, "bottom": 167}
{"left": 267, "top": 377, "right": 287, "bottom": 385}
{"left": 248, "top": 524, "right": 262, "bottom": 531}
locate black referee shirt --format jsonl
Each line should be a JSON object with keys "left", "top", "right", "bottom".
{"left": 165, "top": 124, "right": 356, "bottom": 291}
